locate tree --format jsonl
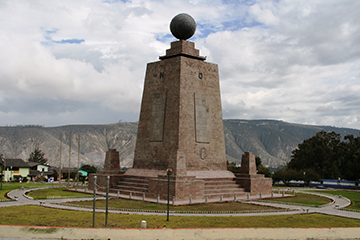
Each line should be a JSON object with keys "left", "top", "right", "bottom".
{"left": 255, "top": 156, "right": 262, "bottom": 168}
{"left": 302, "top": 169, "right": 321, "bottom": 186}
{"left": 255, "top": 156, "right": 271, "bottom": 177}
{"left": 28, "top": 147, "right": 47, "bottom": 164}
{"left": 227, "top": 161, "right": 241, "bottom": 174}
{"left": 258, "top": 164, "right": 271, "bottom": 178}
{"left": 288, "top": 131, "right": 341, "bottom": 179}
{"left": 272, "top": 168, "right": 302, "bottom": 186}
{"left": 340, "top": 134, "right": 360, "bottom": 180}
{"left": 80, "top": 164, "right": 97, "bottom": 174}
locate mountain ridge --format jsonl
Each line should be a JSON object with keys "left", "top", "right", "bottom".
{"left": 0, "top": 120, "right": 358, "bottom": 169}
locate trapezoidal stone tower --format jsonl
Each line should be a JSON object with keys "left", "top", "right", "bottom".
{"left": 121, "top": 13, "right": 246, "bottom": 202}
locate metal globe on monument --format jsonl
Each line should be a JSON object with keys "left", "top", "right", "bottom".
{"left": 170, "top": 13, "right": 196, "bottom": 40}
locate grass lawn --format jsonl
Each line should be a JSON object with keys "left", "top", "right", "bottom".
{"left": 1, "top": 205, "right": 360, "bottom": 228}
{"left": 28, "top": 187, "right": 92, "bottom": 199}
{"left": 262, "top": 192, "right": 332, "bottom": 206}
{"left": 0, "top": 183, "right": 55, "bottom": 200}
{"left": 312, "top": 190, "right": 360, "bottom": 210}
{"left": 67, "top": 198, "right": 279, "bottom": 212}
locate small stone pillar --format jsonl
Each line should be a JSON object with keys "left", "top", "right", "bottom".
{"left": 235, "top": 152, "right": 273, "bottom": 196}
{"left": 240, "top": 152, "right": 257, "bottom": 175}
{"left": 103, "top": 149, "right": 121, "bottom": 173}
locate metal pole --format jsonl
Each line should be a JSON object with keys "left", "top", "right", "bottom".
{"left": 77, "top": 134, "right": 80, "bottom": 188}
{"left": 92, "top": 176, "right": 97, "bottom": 228}
{"left": 4, "top": 157, "right": 6, "bottom": 182}
{"left": 105, "top": 175, "right": 110, "bottom": 227}
{"left": 166, "top": 169, "right": 172, "bottom": 221}
{"left": 59, "top": 134, "right": 62, "bottom": 189}
{"left": 67, "top": 131, "right": 72, "bottom": 189}
{"left": 1, "top": 157, "right": 3, "bottom": 190}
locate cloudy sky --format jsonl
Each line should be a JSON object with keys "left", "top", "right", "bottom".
{"left": 0, "top": 0, "right": 359, "bottom": 130}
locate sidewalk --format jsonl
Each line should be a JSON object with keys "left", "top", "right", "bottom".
{"left": 1, "top": 225, "right": 360, "bottom": 240}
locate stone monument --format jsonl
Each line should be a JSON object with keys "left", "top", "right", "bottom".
{"left": 92, "top": 149, "right": 123, "bottom": 188}
{"left": 89, "top": 13, "right": 272, "bottom": 203}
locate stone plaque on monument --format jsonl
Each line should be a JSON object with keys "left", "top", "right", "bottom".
{"left": 194, "top": 93, "right": 210, "bottom": 143}
{"left": 150, "top": 92, "right": 166, "bottom": 142}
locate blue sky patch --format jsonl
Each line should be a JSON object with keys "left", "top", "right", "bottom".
{"left": 102, "top": 0, "right": 130, "bottom": 3}
{"left": 156, "top": 33, "right": 173, "bottom": 43}
{"left": 54, "top": 39, "right": 85, "bottom": 44}
{"left": 42, "top": 29, "right": 84, "bottom": 45}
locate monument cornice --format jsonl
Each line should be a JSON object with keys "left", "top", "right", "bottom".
{"left": 159, "top": 52, "right": 206, "bottom": 61}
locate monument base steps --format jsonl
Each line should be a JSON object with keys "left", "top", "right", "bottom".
{"left": 235, "top": 174, "right": 273, "bottom": 196}
{"left": 110, "top": 175, "right": 150, "bottom": 197}
{"left": 204, "top": 178, "right": 247, "bottom": 199}
{"left": 108, "top": 173, "right": 248, "bottom": 203}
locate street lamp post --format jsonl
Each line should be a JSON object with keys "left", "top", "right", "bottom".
{"left": 1, "top": 157, "right": 4, "bottom": 190}
{"left": 105, "top": 175, "right": 110, "bottom": 228}
{"left": 92, "top": 176, "right": 97, "bottom": 228}
{"left": 166, "top": 168, "right": 172, "bottom": 221}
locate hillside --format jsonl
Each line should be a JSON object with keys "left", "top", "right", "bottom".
{"left": 0, "top": 120, "right": 359, "bottom": 169}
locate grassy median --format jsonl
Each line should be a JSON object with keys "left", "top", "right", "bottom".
{"left": 68, "top": 198, "right": 279, "bottom": 212}
{"left": 27, "top": 187, "right": 92, "bottom": 199}
{"left": 261, "top": 192, "right": 332, "bottom": 206}
{"left": 311, "top": 190, "right": 360, "bottom": 210}
{"left": 0, "top": 183, "right": 55, "bottom": 200}
{"left": 1, "top": 205, "right": 360, "bottom": 228}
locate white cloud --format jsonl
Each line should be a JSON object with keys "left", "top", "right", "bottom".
{"left": 0, "top": 0, "right": 359, "bottom": 130}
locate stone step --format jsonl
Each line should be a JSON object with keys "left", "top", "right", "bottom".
{"left": 110, "top": 188, "right": 147, "bottom": 197}
{"left": 117, "top": 177, "right": 149, "bottom": 184}
{"left": 204, "top": 180, "right": 237, "bottom": 186}
{"left": 205, "top": 188, "right": 245, "bottom": 194}
{"left": 205, "top": 184, "right": 241, "bottom": 190}
{"left": 205, "top": 192, "right": 248, "bottom": 199}
{"left": 115, "top": 181, "right": 148, "bottom": 187}
{"left": 112, "top": 185, "right": 148, "bottom": 192}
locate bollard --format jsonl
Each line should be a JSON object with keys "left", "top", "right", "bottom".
{"left": 189, "top": 195, "right": 192, "bottom": 204}
{"left": 157, "top": 194, "right": 160, "bottom": 203}
{"left": 142, "top": 193, "right": 145, "bottom": 201}
{"left": 172, "top": 196, "right": 175, "bottom": 205}
{"left": 129, "top": 192, "right": 132, "bottom": 199}
{"left": 141, "top": 220, "right": 147, "bottom": 229}
{"left": 278, "top": 189, "right": 280, "bottom": 194}
{"left": 117, "top": 191, "right": 120, "bottom": 197}
{"left": 234, "top": 193, "right": 237, "bottom": 201}
{"left": 260, "top": 192, "right": 262, "bottom": 198}
{"left": 205, "top": 196, "right": 208, "bottom": 203}
{"left": 282, "top": 190, "right": 285, "bottom": 196}
{"left": 247, "top": 193, "right": 250, "bottom": 199}
{"left": 220, "top": 194, "right": 223, "bottom": 201}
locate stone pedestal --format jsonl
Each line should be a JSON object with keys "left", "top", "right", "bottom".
{"left": 236, "top": 152, "right": 272, "bottom": 195}
{"left": 89, "top": 149, "right": 123, "bottom": 189}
